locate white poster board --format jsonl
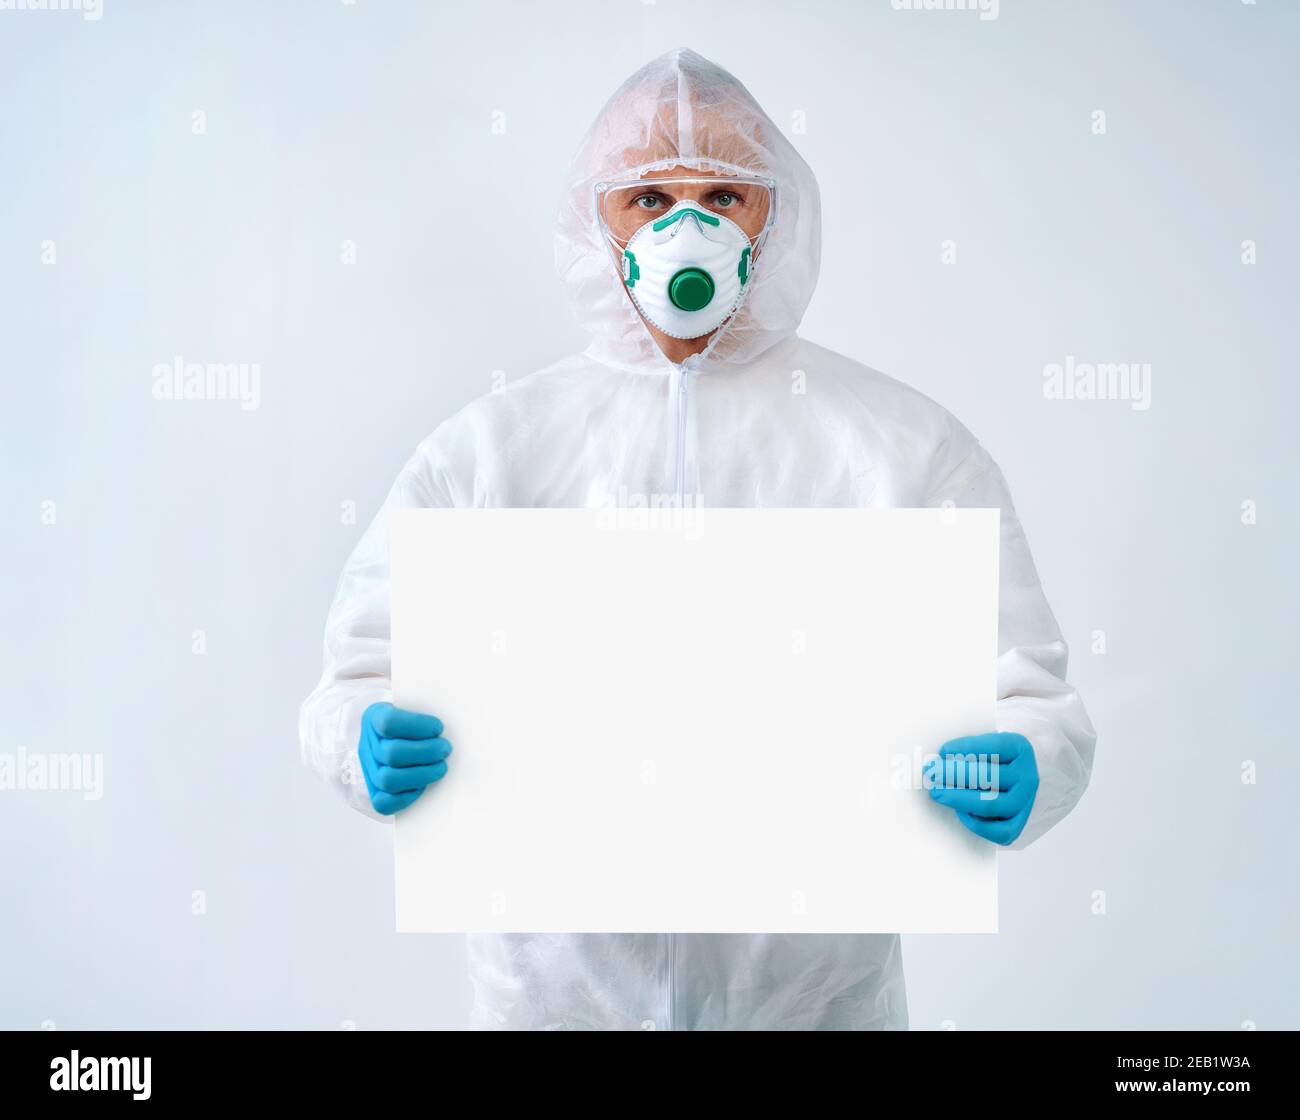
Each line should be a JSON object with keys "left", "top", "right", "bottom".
{"left": 392, "top": 508, "right": 999, "bottom": 934}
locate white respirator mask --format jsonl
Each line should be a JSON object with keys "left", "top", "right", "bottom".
{"left": 596, "top": 175, "right": 776, "bottom": 341}
{"left": 620, "top": 202, "right": 753, "bottom": 339}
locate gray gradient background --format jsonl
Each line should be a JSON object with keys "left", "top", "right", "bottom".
{"left": 2, "top": 0, "right": 1297, "bottom": 1029}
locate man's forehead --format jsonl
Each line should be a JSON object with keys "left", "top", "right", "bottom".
{"left": 603, "top": 96, "right": 765, "bottom": 178}
{"left": 637, "top": 165, "right": 722, "bottom": 182}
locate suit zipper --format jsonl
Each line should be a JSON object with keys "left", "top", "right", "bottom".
{"left": 666, "top": 358, "right": 694, "bottom": 1032}
{"left": 667, "top": 933, "right": 677, "bottom": 1031}
{"left": 673, "top": 361, "right": 693, "bottom": 507}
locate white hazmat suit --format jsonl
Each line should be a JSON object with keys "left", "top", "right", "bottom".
{"left": 300, "top": 48, "right": 1096, "bottom": 1031}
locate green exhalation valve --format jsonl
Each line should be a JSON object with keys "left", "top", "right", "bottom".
{"left": 668, "top": 267, "right": 715, "bottom": 312}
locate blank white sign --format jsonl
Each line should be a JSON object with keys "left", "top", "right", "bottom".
{"left": 392, "top": 507, "right": 999, "bottom": 934}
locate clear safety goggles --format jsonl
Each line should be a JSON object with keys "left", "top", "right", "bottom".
{"left": 595, "top": 175, "right": 777, "bottom": 247}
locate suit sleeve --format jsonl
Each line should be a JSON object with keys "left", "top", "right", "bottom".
{"left": 298, "top": 454, "right": 452, "bottom": 821}
{"left": 927, "top": 444, "right": 1097, "bottom": 849}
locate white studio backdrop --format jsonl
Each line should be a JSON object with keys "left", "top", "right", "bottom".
{"left": 2, "top": 0, "right": 1297, "bottom": 1029}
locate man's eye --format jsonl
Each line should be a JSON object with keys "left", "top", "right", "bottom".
{"left": 634, "top": 195, "right": 664, "bottom": 210}
{"left": 712, "top": 192, "right": 737, "bottom": 208}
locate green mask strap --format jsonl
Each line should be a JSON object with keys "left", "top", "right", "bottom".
{"left": 651, "top": 206, "right": 722, "bottom": 233}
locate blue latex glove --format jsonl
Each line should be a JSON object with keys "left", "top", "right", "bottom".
{"left": 924, "top": 732, "right": 1038, "bottom": 846}
{"left": 358, "top": 702, "right": 452, "bottom": 815}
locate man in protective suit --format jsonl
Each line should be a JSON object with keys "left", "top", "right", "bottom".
{"left": 301, "top": 48, "right": 1096, "bottom": 1031}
